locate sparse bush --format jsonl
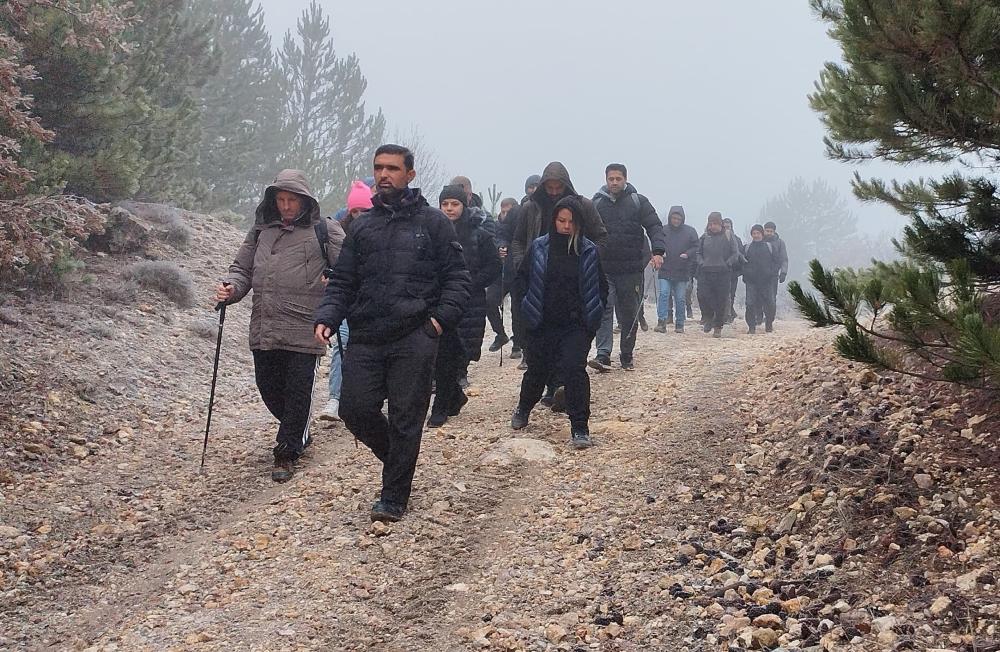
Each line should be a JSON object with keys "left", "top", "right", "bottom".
{"left": 123, "top": 261, "right": 197, "bottom": 308}
{"left": 212, "top": 209, "right": 249, "bottom": 227}
{"left": 164, "top": 221, "right": 193, "bottom": 250}
{"left": 99, "top": 278, "right": 140, "bottom": 305}
{"left": 86, "top": 322, "right": 116, "bottom": 339}
{"left": 187, "top": 317, "right": 219, "bottom": 340}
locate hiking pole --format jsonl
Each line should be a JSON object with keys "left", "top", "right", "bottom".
{"left": 498, "top": 293, "right": 505, "bottom": 368}
{"left": 201, "top": 285, "right": 229, "bottom": 470}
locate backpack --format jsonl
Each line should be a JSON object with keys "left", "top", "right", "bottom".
{"left": 594, "top": 192, "right": 641, "bottom": 211}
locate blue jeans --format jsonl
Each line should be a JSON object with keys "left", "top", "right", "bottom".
{"left": 657, "top": 279, "right": 688, "bottom": 327}
{"left": 327, "top": 320, "right": 350, "bottom": 400}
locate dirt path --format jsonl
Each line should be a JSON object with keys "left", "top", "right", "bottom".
{"left": 5, "top": 316, "right": 811, "bottom": 651}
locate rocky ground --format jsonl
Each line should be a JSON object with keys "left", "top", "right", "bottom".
{"left": 1, "top": 206, "right": 997, "bottom": 651}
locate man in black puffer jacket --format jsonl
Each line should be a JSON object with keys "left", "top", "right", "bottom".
{"left": 589, "top": 163, "right": 665, "bottom": 371}
{"left": 429, "top": 185, "right": 502, "bottom": 427}
{"left": 314, "top": 145, "right": 471, "bottom": 524}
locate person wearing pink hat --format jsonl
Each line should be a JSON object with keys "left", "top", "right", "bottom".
{"left": 319, "top": 179, "right": 373, "bottom": 422}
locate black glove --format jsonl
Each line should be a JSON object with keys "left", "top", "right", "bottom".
{"left": 779, "top": 272, "right": 787, "bottom": 284}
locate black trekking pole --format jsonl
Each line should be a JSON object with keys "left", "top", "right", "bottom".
{"left": 201, "top": 286, "right": 229, "bottom": 470}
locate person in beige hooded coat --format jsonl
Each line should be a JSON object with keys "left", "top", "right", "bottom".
{"left": 215, "top": 169, "right": 345, "bottom": 482}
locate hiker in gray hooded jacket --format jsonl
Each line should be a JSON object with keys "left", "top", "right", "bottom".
{"left": 215, "top": 169, "right": 345, "bottom": 483}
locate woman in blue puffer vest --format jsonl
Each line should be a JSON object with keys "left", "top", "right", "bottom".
{"left": 510, "top": 196, "right": 608, "bottom": 448}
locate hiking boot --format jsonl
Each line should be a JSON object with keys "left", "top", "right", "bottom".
{"left": 271, "top": 458, "right": 295, "bottom": 483}
{"left": 510, "top": 408, "right": 530, "bottom": 430}
{"left": 638, "top": 315, "right": 648, "bottom": 332}
{"left": 540, "top": 393, "right": 555, "bottom": 408}
{"left": 713, "top": 327, "right": 723, "bottom": 338}
{"left": 370, "top": 500, "right": 405, "bottom": 523}
{"left": 675, "top": 325, "right": 684, "bottom": 334}
{"left": 748, "top": 325, "right": 756, "bottom": 335}
{"left": 653, "top": 319, "right": 667, "bottom": 333}
{"left": 427, "top": 412, "right": 448, "bottom": 428}
{"left": 488, "top": 334, "right": 510, "bottom": 352}
{"left": 765, "top": 323, "right": 774, "bottom": 333}
{"left": 702, "top": 323, "right": 713, "bottom": 333}
{"left": 318, "top": 398, "right": 341, "bottom": 422}
{"left": 448, "top": 392, "right": 469, "bottom": 416}
{"left": 550, "top": 386, "right": 566, "bottom": 413}
{"left": 509, "top": 347, "right": 522, "bottom": 360}
{"left": 620, "top": 360, "right": 635, "bottom": 371}
{"left": 588, "top": 355, "right": 612, "bottom": 373}
{"left": 570, "top": 427, "right": 593, "bottom": 449}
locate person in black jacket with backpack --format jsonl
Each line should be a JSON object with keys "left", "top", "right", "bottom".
{"left": 655, "top": 205, "right": 699, "bottom": 333}
{"left": 510, "top": 196, "right": 608, "bottom": 449}
{"left": 743, "top": 224, "right": 780, "bottom": 334}
{"left": 429, "top": 185, "right": 502, "bottom": 426}
{"left": 589, "top": 163, "right": 665, "bottom": 372}
{"left": 314, "top": 145, "right": 471, "bottom": 523}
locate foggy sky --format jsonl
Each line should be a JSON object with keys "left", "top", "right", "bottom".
{"left": 258, "top": 0, "right": 922, "bottom": 235}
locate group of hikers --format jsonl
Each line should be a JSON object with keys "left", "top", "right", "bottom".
{"left": 214, "top": 145, "right": 790, "bottom": 523}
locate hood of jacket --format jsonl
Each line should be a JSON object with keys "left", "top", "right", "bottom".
{"left": 255, "top": 169, "right": 320, "bottom": 226}
{"left": 530, "top": 161, "right": 577, "bottom": 205}
{"left": 666, "top": 205, "right": 686, "bottom": 228}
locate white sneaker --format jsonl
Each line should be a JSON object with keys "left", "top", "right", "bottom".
{"left": 319, "top": 398, "right": 341, "bottom": 422}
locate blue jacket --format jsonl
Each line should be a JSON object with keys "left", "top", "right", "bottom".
{"left": 520, "top": 234, "right": 606, "bottom": 333}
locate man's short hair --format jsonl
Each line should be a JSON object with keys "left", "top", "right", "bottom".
{"left": 605, "top": 163, "right": 627, "bottom": 178}
{"left": 374, "top": 144, "right": 415, "bottom": 171}
{"left": 500, "top": 197, "right": 518, "bottom": 208}
{"left": 450, "top": 175, "right": 472, "bottom": 192}
{"left": 764, "top": 221, "right": 777, "bottom": 230}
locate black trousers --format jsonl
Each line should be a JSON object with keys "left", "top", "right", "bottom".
{"left": 596, "top": 272, "right": 643, "bottom": 364}
{"left": 765, "top": 277, "right": 779, "bottom": 327}
{"left": 729, "top": 274, "right": 740, "bottom": 319}
{"left": 699, "top": 270, "right": 731, "bottom": 330}
{"left": 485, "top": 281, "right": 506, "bottom": 338}
{"left": 432, "top": 329, "right": 466, "bottom": 417}
{"left": 252, "top": 349, "right": 319, "bottom": 461}
{"left": 519, "top": 326, "right": 593, "bottom": 429}
{"left": 340, "top": 327, "right": 438, "bottom": 507}
{"left": 745, "top": 281, "right": 774, "bottom": 328}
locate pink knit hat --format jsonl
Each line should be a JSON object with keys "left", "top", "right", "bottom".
{"left": 346, "top": 180, "right": 373, "bottom": 211}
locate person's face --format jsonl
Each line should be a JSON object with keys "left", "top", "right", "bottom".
{"left": 373, "top": 154, "right": 415, "bottom": 195}
{"left": 669, "top": 213, "right": 683, "bottom": 228}
{"left": 708, "top": 221, "right": 723, "bottom": 234}
{"left": 440, "top": 198, "right": 464, "bottom": 220}
{"left": 723, "top": 221, "right": 733, "bottom": 232}
{"left": 526, "top": 184, "right": 539, "bottom": 196}
{"left": 555, "top": 208, "right": 576, "bottom": 235}
{"left": 275, "top": 191, "right": 303, "bottom": 222}
{"left": 606, "top": 170, "right": 626, "bottom": 195}
{"left": 499, "top": 202, "right": 515, "bottom": 219}
{"left": 751, "top": 230, "right": 763, "bottom": 242}
{"left": 764, "top": 227, "right": 776, "bottom": 238}
{"left": 544, "top": 180, "right": 566, "bottom": 197}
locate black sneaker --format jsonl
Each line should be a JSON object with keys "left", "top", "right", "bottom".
{"left": 570, "top": 427, "right": 593, "bottom": 449}
{"left": 620, "top": 360, "right": 635, "bottom": 371}
{"left": 271, "top": 458, "right": 294, "bottom": 483}
{"left": 488, "top": 334, "right": 510, "bottom": 352}
{"left": 550, "top": 386, "right": 566, "bottom": 413}
{"left": 638, "top": 315, "right": 648, "bottom": 332}
{"left": 511, "top": 408, "right": 530, "bottom": 430}
{"left": 371, "top": 500, "right": 405, "bottom": 523}
{"left": 588, "top": 355, "right": 612, "bottom": 373}
{"left": 509, "top": 347, "right": 522, "bottom": 360}
{"left": 427, "top": 412, "right": 448, "bottom": 428}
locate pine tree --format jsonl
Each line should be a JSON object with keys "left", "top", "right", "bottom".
{"left": 276, "top": 1, "right": 385, "bottom": 209}
{"left": 191, "top": 0, "right": 281, "bottom": 213}
{"left": 757, "top": 177, "right": 859, "bottom": 284}
{"left": 792, "top": 0, "right": 1000, "bottom": 391}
